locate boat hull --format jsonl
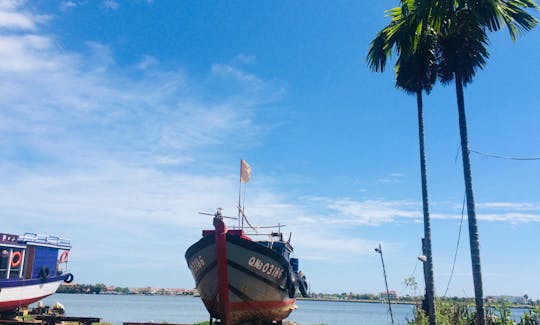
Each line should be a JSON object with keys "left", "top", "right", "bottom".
{"left": 186, "top": 232, "right": 296, "bottom": 325}
{"left": 0, "top": 275, "right": 67, "bottom": 312}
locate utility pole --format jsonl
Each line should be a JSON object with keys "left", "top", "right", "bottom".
{"left": 375, "top": 243, "right": 394, "bottom": 325}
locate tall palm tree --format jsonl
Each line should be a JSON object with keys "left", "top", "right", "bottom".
{"left": 431, "top": 1, "right": 538, "bottom": 324}
{"left": 367, "top": 3, "right": 438, "bottom": 324}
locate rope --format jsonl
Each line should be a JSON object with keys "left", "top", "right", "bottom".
{"left": 443, "top": 193, "right": 466, "bottom": 297}
{"left": 470, "top": 150, "right": 540, "bottom": 161}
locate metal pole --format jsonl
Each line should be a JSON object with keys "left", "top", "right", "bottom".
{"left": 375, "top": 243, "right": 394, "bottom": 325}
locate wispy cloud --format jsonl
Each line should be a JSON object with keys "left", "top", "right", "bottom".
{"left": 102, "top": 0, "right": 119, "bottom": 10}
{"left": 301, "top": 196, "right": 540, "bottom": 226}
{"left": 136, "top": 55, "right": 159, "bottom": 70}
{"left": 0, "top": 0, "right": 48, "bottom": 30}
{"left": 59, "top": 1, "right": 77, "bottom": 11}
{"left": 477, "top": 202, "right": 540, "bottom": 210}
{"left": 231, "top": 54, "right": 257, "bottom": 65}
{"left": 377, "top": 172, "right": 405, "bottom": 184}
{"left": 302, "top": 196, "right": 420, "bottom": 226}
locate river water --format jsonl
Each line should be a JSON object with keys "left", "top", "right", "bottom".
{"left": 37, "top": 294, "right": 531, "bottom": 325}
{"left": 38, "top": 294, "right": 414, "bottom": 325}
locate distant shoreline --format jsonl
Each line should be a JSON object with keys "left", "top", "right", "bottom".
{"left": 297, "top": 297, "right": 418, "bottom": 305}
{"left": 297, "top": 297, "right": 533, "bottom": 309}
{"left": 56, "top": 284, "right": 536, "bottom": 310}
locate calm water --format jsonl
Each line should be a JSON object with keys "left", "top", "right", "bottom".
{"left": 37, "top": 294, "right": 414, "bottom": 325}
{"left": 36, "top": 294, "right": 531, "bottom": 325}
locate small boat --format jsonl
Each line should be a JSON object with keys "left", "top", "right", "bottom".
{"left": 0, "top": 233, "right": 74, "bottom": 317}
{"left": 185, "top": 160, "right": 308, "bottom": 325}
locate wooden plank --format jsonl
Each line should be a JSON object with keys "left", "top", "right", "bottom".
{"left": 35, "top": 315, "right": 101, "bottom": 325}
{"left": 24, "top": 246, "right": 35, "bottom": 279}
{"left": 0, "top": 320, "right": 38, "bottom": 325}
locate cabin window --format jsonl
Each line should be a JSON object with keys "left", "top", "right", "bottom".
{"left": 9, "top": 249, "right": 24, "bottom": 279}
{"left": 0, "top": 249, "right": 8, "bottom": 279}
{"left": 0, "top": 248, "right": 24, "bottom": 279}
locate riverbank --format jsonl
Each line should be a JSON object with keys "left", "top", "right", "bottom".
{"left": 299, "top": 297, "right": 535, "bottom": 309}
{"left": 297, "top": 297, "right": 418, "bottom": 305}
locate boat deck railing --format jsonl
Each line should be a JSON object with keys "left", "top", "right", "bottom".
{"left": 21, "top": 233, "right": 71, "bottom": 247}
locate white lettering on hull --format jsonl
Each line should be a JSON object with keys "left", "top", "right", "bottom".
{"left": 248, "top": 256, "right": 283, "bottom": 279}
{"left": 189, "top": 255, "right": 205, "bottom": 276}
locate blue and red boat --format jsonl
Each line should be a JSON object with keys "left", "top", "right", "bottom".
{"left": 0, "top": 233, "right": 74, "bottom": 317}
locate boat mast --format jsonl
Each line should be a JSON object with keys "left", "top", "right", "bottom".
{"left": 238, "top": 159, "right": 242, "bottom": 229}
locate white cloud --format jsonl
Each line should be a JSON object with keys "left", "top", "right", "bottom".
{"left": 303, "top": 196, "right": 420, "bottom": 225}
{"left": 377, "top": 172, "right": 405, "bottom": 184}
{"left": 136, "top": 55, "right": 159, "bottom": 70}
{"left": 0, "top": 9, "right": 34, "bottom": 29}
{"left": 0, "top": 1, "right": 50, "bottom": 30}
{"left": 0, "top": 35, "right": 64, "bottom": 71}
{"left": 294, "top": 234, "right": 382, "bottom": 261}
{"left": 477, "top": 213, "right": 540, "bottom": 223}
{"left": 300, "top": 196, "right": 540, "bottom": 226}
{"left": 85, "top": 41, "right": 116, "bottom": 69}
{"left": 102, "top": 0, "right": 119, "bottom": 10}
{"left": 232, "top": 54, "right": 257, "bottom": 65}
{"left": 477, "top": 202, "right": 540, "bottom": 210}
{"left": 60, "top": 1, "right": 77, "bottom": 11}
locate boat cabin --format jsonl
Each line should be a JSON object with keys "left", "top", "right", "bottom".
{"left": 257, "top": 233, "right": 294, "bottom": 261}
{"left": 0, "top": 233, "right": 71, "bottom": 281}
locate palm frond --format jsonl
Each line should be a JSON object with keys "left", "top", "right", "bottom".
{"left": 367, "top": 30, "right": 391, "bottom": 72}
{"left": 437, "top": 8, "right": 490, "bottom": 86}
{"left": 467, "top": 0, "right": 538, "bottom": 40}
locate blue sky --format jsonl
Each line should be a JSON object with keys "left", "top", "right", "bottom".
{"left": 1, "top": 0, "right": 539, "bottom": 299}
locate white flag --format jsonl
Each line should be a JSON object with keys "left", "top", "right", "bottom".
{"left": 240, "top": 159, "right": 251, "bottom": 183}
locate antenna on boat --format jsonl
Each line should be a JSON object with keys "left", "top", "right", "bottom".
{"left": 198, "top": 210, "right": 237, "bottom": 220}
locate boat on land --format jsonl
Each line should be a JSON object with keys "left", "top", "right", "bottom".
{"left": 0, "top": 233, "right": 74, "bottom": 317}
{"left": 185, "top": 161, "right": 309, "bottom": 325}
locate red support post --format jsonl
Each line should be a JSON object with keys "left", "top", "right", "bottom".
{"left": 214, "top": 217, "right": 231, "bottom": 325}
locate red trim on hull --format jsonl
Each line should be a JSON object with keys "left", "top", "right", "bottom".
{"left": 0, "top": 294, "right": 53, "bottom": 312}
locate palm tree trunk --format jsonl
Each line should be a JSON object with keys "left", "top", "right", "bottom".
{"left": 455, "top": 74, "right": 485, "bottom": 325}
{"left": 416, "top": 90, "right": 437, "bottom": 325}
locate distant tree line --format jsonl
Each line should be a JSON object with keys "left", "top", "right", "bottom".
{"left": 56, "top": 284, "right": 189, "bottom": 295}
{"left": 57, "top": 283, "right": 109, "bottom": 294}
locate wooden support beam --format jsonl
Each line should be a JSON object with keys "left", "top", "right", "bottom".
{"left": 35, "top": 315, "right": 101, "bottom": 325}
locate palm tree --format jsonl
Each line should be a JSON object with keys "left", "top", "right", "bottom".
{"left": 430, "top": 1, "right": 538, "bottom": 324}
{"left": 367, "top": 3, "right": 438, "bottom": 324}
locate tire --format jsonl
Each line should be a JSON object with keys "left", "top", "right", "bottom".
{"left": 64, "top": 273, "right": 74, "bottom": 283}
{"left": 39, "top": 267, "right": 50, "bottom": 280}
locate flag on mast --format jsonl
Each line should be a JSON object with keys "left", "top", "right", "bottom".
{"left": 240, "top": 159, "right": 251, "bottom": 183}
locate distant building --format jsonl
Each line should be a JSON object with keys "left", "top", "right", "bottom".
{"left": 379, "top": 290, "right": 398, "bottom": 301}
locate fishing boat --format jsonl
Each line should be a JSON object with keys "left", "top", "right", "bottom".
{"left": 0, "top": 233, "right": 74, "bottom": 317}
{"left": 185, "top": 161, "right": 308, "bottom": 325}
